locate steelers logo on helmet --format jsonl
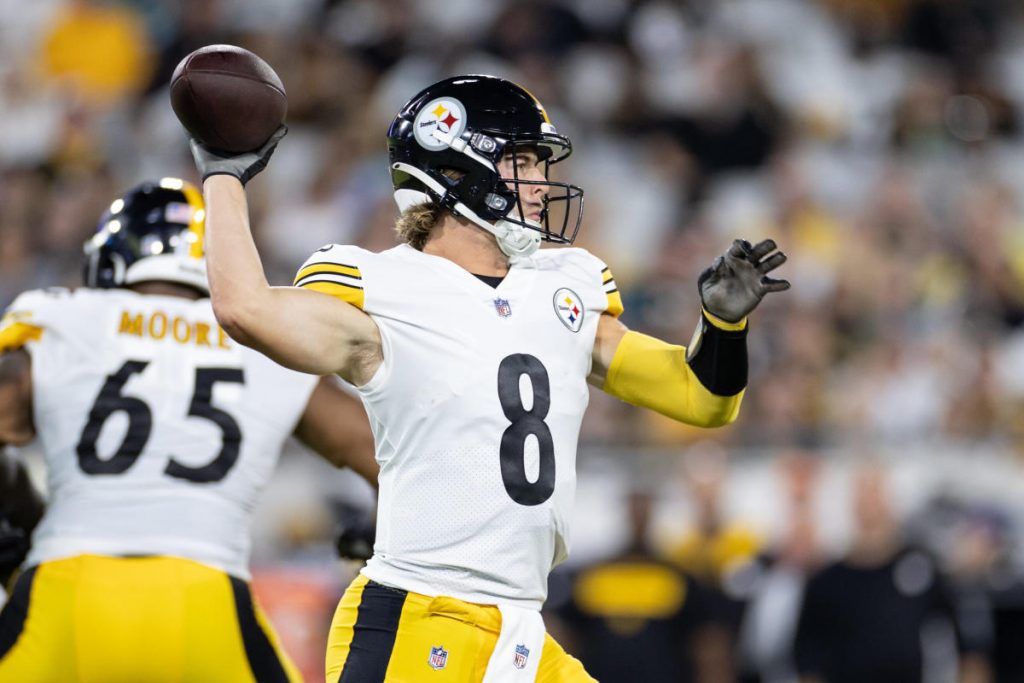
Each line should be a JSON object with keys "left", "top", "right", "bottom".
{"left": 413, "top": 97, "right": 468, "bottom": 151}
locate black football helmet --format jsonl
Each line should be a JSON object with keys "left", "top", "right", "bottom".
{"left": 83, "top": 178, "right": 208, "bottom": 293}
{"left": 387, "top": 75, "right": 584, "bottom": 257}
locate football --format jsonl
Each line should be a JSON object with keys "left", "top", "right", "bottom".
{"left": 170, "top": 45, "right": 287, "bottom": 153}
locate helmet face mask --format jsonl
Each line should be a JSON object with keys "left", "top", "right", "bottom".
{"left": 388, "top": 75, "right": 584, "bottom": 257}
{"left": 83, "top": 178, "right": 208, "bottom": 294}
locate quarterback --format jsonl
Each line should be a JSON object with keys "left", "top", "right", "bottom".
{"left": 0, "top": 179, "right": 377, "bottom": 682}
{"left": 189, "top": 75, "right": 789, "bottom": 682}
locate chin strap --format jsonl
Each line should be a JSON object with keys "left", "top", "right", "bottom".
{"left": 392, "top": 162, "right": 541, "bottom": 259}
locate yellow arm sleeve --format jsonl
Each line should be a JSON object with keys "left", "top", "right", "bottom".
{"left": 601, "top": 330, "right": 744, "bottom": 428}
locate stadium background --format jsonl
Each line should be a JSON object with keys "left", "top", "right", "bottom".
{"left": 3, "top": 0, "right": 1024, "bottom": 681}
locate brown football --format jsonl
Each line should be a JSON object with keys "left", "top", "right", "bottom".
{"left": 170, "top": 45, "right": 287, "bottom": 153}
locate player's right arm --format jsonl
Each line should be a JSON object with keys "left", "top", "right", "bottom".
{"left": 198, "top": 152, "right": 382, "bottom": 386}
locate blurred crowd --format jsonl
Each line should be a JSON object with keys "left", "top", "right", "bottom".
{"left": 549, "top": 445, "right": 1024, "bottom": 683}
{"left": 3, "top": 0, "right": 1024, "bottom": 450}
{"left": 4, "top": 0, "right": 1024, "bottom": 680}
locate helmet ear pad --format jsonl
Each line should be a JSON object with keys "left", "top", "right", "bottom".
{"left": 84, "top": 245, "right": 127, "bottom": 289}
{"left": 427, "top": 154, "right": 519, "bottom": 223}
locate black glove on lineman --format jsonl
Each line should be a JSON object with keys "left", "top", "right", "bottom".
{"left": 335, "top": 519, "right": 376, "bottom": 562}
{"left": 699, "top": 238, "right": 790, "bottom": 322}
{"left": 189, "top": 125, "right": 288, "bottom": 185}
{"left": 0, "top": 518, "right": 29, "bottom": 588}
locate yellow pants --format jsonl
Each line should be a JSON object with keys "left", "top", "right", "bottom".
{"left": 0, "top": 555, "right": 301, "bottom": 683}
{"left": 325, "top": 574, "right": 595, "bottom": 682}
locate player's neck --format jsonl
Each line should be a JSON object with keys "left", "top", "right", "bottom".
{"left": 422, "top": 216, "right": 509, "bottom": 276}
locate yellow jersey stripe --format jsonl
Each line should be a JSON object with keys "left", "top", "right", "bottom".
{"left": 299, "top": 281, "right": 365, "bottom": 309}
{"left": 0, "top": 322, "right": 44, "bottom": 352}
{"left": 294, "top": 262, "right": 361, "bottom": 284}
{"left": 606, "top": 291, "right": 624, "bottom": 318}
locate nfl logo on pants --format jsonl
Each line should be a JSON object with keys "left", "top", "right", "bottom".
{"left": 513, "top": 644, "right": 530, "bottom": 670}
{"left": 429, "top": 646, "right": 448, "bottom": 670}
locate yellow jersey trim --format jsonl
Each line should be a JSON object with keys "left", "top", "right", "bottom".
{"left": 601, "top": 266, "right": 624, "bottom": 317}
{"left": 294, "top": 263, "right": 362, "bottom": 282}
{"left": 299, "top": 281, "right": 365, "bottom": 309}
{"left": 702, "top": 308, "right": 747, "bottom": 331}
{"left": 0, "top": 322, "right": 44, "bottom": 352}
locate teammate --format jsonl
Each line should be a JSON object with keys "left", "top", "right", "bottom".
{"left": 0, "top": 178, "right": 377, "bottom": 682}
{"left": 187, "top": 75, "right": 790, "bottom": 682}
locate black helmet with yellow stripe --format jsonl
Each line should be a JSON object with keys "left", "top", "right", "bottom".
{"left": 83, "top": 178, "right": 208, "bottom": 294}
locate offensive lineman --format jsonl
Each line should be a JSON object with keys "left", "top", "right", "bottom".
{"left": 0, "top": 178, "right": 377, "bottom": 682}
{"left": 188, "top": 75, "right": 790, "bottom": 682}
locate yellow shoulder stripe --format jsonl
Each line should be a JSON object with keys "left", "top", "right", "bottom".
{"left": 606, "top": 291, "right": 624, "bottom": 318}
{"left": 294, "top": 262, "right": 361, "bottom": 283}
{"left": 299, "top": 281, "right": 365, "bottom": 310}
{"left": 601, "top": 266, "right": 623, "bottom": 317}
{"left": 0, "top": 322, "right": 44, "bottom": 353}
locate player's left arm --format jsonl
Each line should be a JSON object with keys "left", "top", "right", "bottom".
{"left": 0, "top": 349, "right": 35, "bottom": 449}
{"left": 0, "top": 349, "right": 43, "bottom": 530}
{"left": 293, "top": 376, "right": 379, "bottom": 489}
{"left": 590, "top": 239, "right": 789, "bottom": 428}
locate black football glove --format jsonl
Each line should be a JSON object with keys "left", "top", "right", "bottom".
{"left": 698, "top": 238, "right": 790, "bottom": 323}
{"left": 335, "top": 518, "right": 376, "bottom": 562}
{"left": 0, "top": 518, "right": 29, "bottom": 589}
{"left": 189, "top": 125, "right": 287, "bottom": 185}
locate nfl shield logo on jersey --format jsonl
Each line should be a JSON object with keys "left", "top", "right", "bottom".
{"left": 493, "top": 297, "right": 512, "bottom": 318}
{"left": 429, "top": 645, "right": 449, "bottom": 670}
{"left": 513, "top": 643, "right": 530, "bottom": 670}
{"left": 552, "top": 287, "right": 584, "bottom": 332}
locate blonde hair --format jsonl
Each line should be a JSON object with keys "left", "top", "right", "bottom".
{"left": 395, "top": 201, "right": 446, "bottom": 250}
{"left": 394, "top": 169, "right": 464, "bottom": 250}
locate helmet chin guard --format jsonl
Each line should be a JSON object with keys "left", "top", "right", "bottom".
{"left": 387, "top": 75, "right": 584, "bottom": 256}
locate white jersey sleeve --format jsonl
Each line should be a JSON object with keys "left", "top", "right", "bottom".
{"left": 2, "top": 288, "right": 319, "bottom": 578}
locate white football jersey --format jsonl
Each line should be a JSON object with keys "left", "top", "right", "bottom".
{"left": 294, "top": 243, "right": 623, "bottom": 609}
{"left": 0, "top": 288, "right": 318, "bottom": 579}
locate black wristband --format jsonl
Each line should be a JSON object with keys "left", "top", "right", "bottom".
{"left": 686, "top": 312, "right": 748, "bottom": 396}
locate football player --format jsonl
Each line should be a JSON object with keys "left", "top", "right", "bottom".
{"left": 188, "top": 75, "right": 790, "bottom": 682}
{"left": 0, "top": 178, "right": 377, "bottom": 682}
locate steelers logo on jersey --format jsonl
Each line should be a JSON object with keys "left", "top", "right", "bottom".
{"left": 413, "top": 97, "right": 468, "bottom": 150}
{"left": 553, "top": 287, "right": 584, "bottom": 332}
